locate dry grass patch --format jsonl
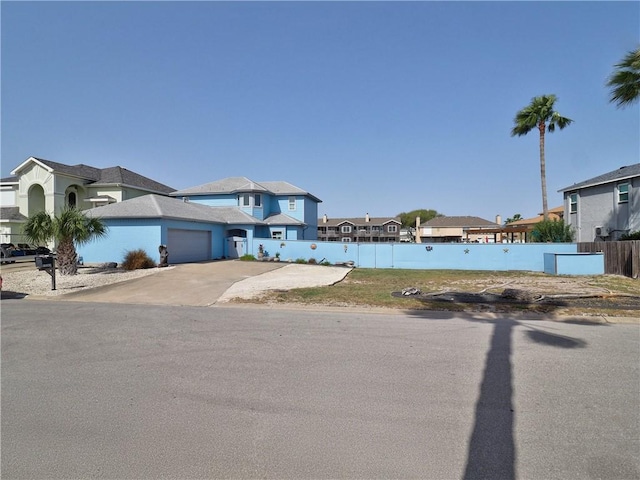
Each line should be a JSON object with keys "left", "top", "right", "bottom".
{"left": 258, "top": 269, "right": 640, "bottom": 316}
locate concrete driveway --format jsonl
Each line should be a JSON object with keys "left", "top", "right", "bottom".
{"left": 55, "top": 260, "right": 352, "bottom": 307}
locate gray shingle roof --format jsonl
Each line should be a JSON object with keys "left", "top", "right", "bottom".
{"left": 171, "top": 177, "right": 322, "bottom": 202}
{"left": 0, "top": 176, "right": 19, "bottom": 183}
{"left": 84, "top": 194, "right": 262, "bottom": 225}
{"left": 12, "top": 157, "right": 175, "bottom": 194}
{"left": 94, "top": 166, "right": 175, "bottom": 194}
{"left": 171, "top": 177, "right": 269, "bottom": 196}
{"left": 0, "top": 207, "right": 28, "bottom": 222}
{"left": 559, "top": 163, "right": 640, "bottom": 192}
{"left": 264, "top": 213, "right": 304, "bottom": 225}
{"left": 423, "top": 216, "right": 499, "bottom": 228}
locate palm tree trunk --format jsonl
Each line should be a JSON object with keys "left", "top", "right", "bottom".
{"left": 538, "top": 122, "right": 548, "bottom": 220}
{"left": 56, "top": 238, "right": 78, "bottom": 275}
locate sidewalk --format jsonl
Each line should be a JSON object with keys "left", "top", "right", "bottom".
{"left": 55, "top": 260, "right": 352, "bottom": 307}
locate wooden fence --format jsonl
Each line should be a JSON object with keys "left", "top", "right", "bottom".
{"left": 578, "top": 241, "right": 640, "bottom": 278}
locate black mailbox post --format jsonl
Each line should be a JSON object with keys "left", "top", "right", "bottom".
{"left": 35, "top": 255, "right": 56, "bottom": 290}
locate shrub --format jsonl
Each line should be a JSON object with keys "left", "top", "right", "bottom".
{"left": 240, "top": 254, "right": 256, "bottom": 261}
{"left": 295, "top": 258, "right": 307, "bottom": 264}
{"left": 620, "top": 230, "right": 640, "bottom": 240}
{"left": 531, "top": 219, "right": 575, "bottom": 242}
{"left": 122, "top": 249, "right": 156, "bottom": 270}
{"left": 320, "top": 260, "right": 332, "bottom": 266}
{"left": 308, "top": 257, "right": 317, "bottom": 265}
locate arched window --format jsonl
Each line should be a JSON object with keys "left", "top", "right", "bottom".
{"left": 68, "top": 191, "right": 77, "bottom": 208}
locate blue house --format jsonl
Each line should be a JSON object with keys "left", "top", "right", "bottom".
{"left": 80, "top": 177, "right": 321, "bottom": 264}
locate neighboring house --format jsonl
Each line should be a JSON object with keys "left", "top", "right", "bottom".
{"left": 0, "top": 156, "right": 175, "bottom": 243}
{"left": 417, "top": 216, "right": 501, "bottom": 243}
{"left": 317, "top": 214, "right": 402, "bottom": 242}
{"left": 170, "top": 177, "right": 320, "bottom": 242}
{"left": 501, "top": 206, "right": 564, "bottom": 243}
{"left": 81, "top": 177, "right": 321, "bottom": 263}
{"left": 1, "top": 157, "right": 322, "bottom": 263}
{"left": 559, "top": 163, "right": 640, "bottom": 242}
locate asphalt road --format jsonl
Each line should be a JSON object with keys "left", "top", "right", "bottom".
{"left": 2, "top": 300, "right": 639, "bottom": 479}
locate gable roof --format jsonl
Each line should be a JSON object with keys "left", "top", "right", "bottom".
{"left": 559, "top": 163, "right": 640, "bottom": 192}
{"left": 84, "top": 194, "right": 261, "bottom": 225}
{"left": 10, "top": 157, "right": 175, "bottom": 194}
{"left": 171, "top": 176, "right": 322, "bottom": 202}
{"left": 422, "top": 216, "right": 499, "bottom": 228}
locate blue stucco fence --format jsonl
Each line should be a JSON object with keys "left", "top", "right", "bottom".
{"left": 253, "top": 239, "right": 579, "bottom": 272}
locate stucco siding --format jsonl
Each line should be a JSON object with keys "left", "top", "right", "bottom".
{"left": 188, "top": 194, "right": 238, "bottom": 207}
{"left": 566, "top": 182, "right": 638, "bottom": 241}
{"left": 303, "top": 198, "right": 318, "bottom": 239}
{"left": 250, "top": 239, "right": 578, "bottom": 271}
{"left": 630, "top": 177, "right": 640, "bottom": 233}
{"left": 276, "top": 196, "right": 304, "bottom": 222}
{"left": 79, "top": 219, "right": 162, "bottom": 264}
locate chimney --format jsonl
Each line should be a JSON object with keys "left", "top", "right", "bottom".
{"left": 365, "top": 213, "right": 370, "bottom": 223}
{"left": 496, "top": 214, "right": 502, "bottom": 225}
{"left": 415, "top": 216, "right": 421, "bottom": 243}
{"left": 322, "top": 214, "right": 328, "bottom": 223}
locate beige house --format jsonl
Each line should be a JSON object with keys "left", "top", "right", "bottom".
{"left": 417, "top": 216, "right": 501, "bottom": 243}
{"left": 0, "top": 156, "right": 174, "bottom": 244}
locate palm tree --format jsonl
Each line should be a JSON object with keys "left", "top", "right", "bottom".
{"left": 607, "top": 47, "right": 640, "bottom": 108}
{"left": 23, "top": 207, "right": 107, "bottom": 275}
{"left": 511, "top": 94, "right": 573, "bottom": 220}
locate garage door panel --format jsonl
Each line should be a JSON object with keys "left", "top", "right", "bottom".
{"left": 167, "top": 229, "right": 211, "bottom": 264}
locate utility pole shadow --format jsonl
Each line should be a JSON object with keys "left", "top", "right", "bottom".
{"left": 462, "top": 318, "right": 587, "bottom": 480}
{"left": 463, "top": 319, "right": 517, "bottom": 480}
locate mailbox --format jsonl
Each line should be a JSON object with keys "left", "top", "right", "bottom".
{"left": 35, "top": 256, "right": 53, "bottom": 269}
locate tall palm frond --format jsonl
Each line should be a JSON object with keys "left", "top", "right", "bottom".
{"left": 511, "top": 94, "right": 573, "bottom": 221}
{"left": 607, "top": 47, "right": 640, "bottom": 108}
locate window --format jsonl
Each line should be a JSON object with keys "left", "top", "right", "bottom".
{"left": 342, "top": 238, "right": 352, "bottom": 242}
{"left": 288, "top": 196, "right": 296, "bottom": 211}
{"left": 341, "top": 225, "right": 352, "bottom": 233}
{"left": 67, "top": 192, "right": 77, "bottom": 208}
{"left": 618, "top": 183, "right": 629, "bottom": 203}
{"left": 239, "top": 194, "right": 250, "bottom": 206}
{"left": 271, "top": 231, "right": 283, "bottom": 240}
{"left": 569, "top": 193, "right": 577, "bottom": 213}
{"left": 255, "top": 194, "right": 261, "bottom": 207}
{"left": 388, "top": 225, "right": 398, "bottom": 233}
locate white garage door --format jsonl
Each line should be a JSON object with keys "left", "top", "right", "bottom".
{"left": 167, "top": 229, "right": 211, "bottom": 264}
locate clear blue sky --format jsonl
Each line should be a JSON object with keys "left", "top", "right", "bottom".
{"left": 2, "top": 1, "right": 638, "bottom": 221}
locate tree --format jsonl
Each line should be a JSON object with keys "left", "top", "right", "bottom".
{"left": 607, "top": 47, "right": 640, "bottom": 108}
{"left": 531, "top": 219, "right": 574, "bottom": 243}
{"left": 397, "top": 209, "right": 442, "bottom": 229}
{"left": 505, "top": 214, "right": 522, "bottom": 224}
{"left": 511, "top": 95, "right": 573, "bottom": 220}
{"left": 23, "top": 207, "right": 108, "bottom": 275}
